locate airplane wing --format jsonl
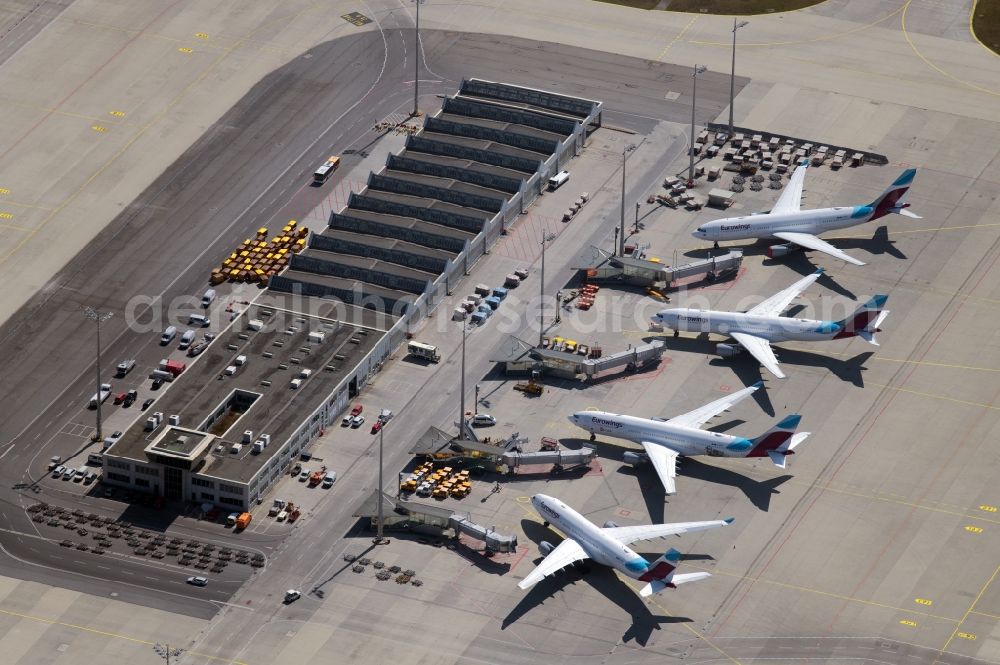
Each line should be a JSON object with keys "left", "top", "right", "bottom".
{"left": 517, "top": 538, "right": 589, "bottom": 590}
{"left": 641, "top": 442, "right": 678, "bottom": 495}
{"left": 730, "top": 332, "right": 785, "bottom": 378}
{"left": 666, "top": 382, "right": 763, "bottom": 429}
{"left": 748, "top": 268, "right": 823, "bottom": 317}
{"left": 772, "top": 231, "right": 866, "bottom": 266}
{"left": 604, "top": 518, "right": 733, "bottom": 546}
{"left": 770, "top": 161, "right": 808, "bottom": 215}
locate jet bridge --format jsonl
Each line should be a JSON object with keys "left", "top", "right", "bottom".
{"left": 580, "top": 340, "right": 665, "bottom": 377}
{"left": 577, "top": 246, "right": 742, "bottom": 287}
{"left": 353, "top": 490, "right": 518, "bottom": 553}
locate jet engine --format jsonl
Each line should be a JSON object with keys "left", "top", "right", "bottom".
{"left": 539, "top": 541, "right": 555, "bottom": 556}
{"left": 602, "top": 520, "right": 619, "bottom": 529}
{"left": 716, "top": 343, "right": 743, "bottom": 358}
{"left": 766, "top": 243, "right": 799, "bottom": 258}
{"left": 622, "top": 451, "right": 648, "bottom": 466}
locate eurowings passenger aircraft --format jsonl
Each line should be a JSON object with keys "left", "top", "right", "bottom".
{"left": 568, "top": 382, "right": 808, "bottom": 495}
{"left": 519, "top": 494, "right": 732, "bottom": 597}
{"left": 652, "top": 269, "right": 889, "bottom": 378}
{"left": 692, "top": 163, "right": 919, "bottom": 266}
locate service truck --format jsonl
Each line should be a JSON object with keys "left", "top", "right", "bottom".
{"left": 89, "top": 383, "right": 112, "bottom": 408}
{"left": 406, "top": 341, "right": 440, "bottom": 363}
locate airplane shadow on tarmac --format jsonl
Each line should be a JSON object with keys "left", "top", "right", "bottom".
{"left": 503, "top": 519, "right": 692, "bottom": 646}
{"left": 559, "top": 437, "right": 790, "bottom": 516}
{"left": 650, "top": 333, "right": 873, "bottom": 388}
{"left": 618, "top": 457, "right": 791, "bottom": 514}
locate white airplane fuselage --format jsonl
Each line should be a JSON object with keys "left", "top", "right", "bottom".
{"left": 569, "top": 412, "right": 753, "bottom": 459}
{"left": 532, "top": 494, "right": 649, "bottom": 576}
{"left": 694, "top": 205, "right": 873, "bottom": 242}
{"left": 655, "top": 309, "right": 842, "bottom": 343}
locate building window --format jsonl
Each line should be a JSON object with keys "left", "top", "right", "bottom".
{"left": 107, "top": 472, "right": 130, "bottom": 482}
{"left": 218, "top": 482, "right": 244, "bottom": 495}
{"left": 219, "top": 496, "right": 243, "bottom": 507}
{"left": 135, "top": 464, "right": 159, "bottom": 477}
{"left": 192, "top": 477, "right": 214, "bottom": 488}
{"left": 134, "top": 478, "right": 150, "bottom": 488}
{"left": 107, "top": 459, "right": 130, "bottom": 471}
{"left": 201, "top": 492, "right": 215, "bottom": 501}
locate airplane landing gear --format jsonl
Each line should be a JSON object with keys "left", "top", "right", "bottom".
{"left": 589, "top": 433, "right": 596, "bottom": 441}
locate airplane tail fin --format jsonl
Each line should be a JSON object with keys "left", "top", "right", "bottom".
{"left": 869, "top": 169, "right": 918, "bottom": 220}
{"left": 835, "top": 295, "right": 889, "bottom": 344}
{"left": 638, "top": 549, "right": 710, "bottom": 596}
{"left": 746, "top": 415, "right": 810, "bottom": 466}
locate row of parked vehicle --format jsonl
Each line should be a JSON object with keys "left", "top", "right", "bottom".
{"left": 48, "top": 458, "right": 97, "bottom": 484}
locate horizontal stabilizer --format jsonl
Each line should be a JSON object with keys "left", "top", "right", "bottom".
{"left": 768, "top": 450, "right": 788, "bottom": 469}
{"left": 767, "top": 432, "right": 807, "bottom": 468}
{"left": 639, "top": 572, "right": 712, "bottom": 597}
{"left": 895, "top": 207, "right": 921, "bottom": 218}
{"left": 858, "top": 331, "right": 878, "bottom": 346}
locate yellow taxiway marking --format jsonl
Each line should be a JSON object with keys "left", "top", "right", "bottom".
{"left": 934, "top": 565, "right": 1000, "bottom": 660}
{"left": 0, "top": 97, "right": 136, "bottom": 127}
{"left": 826, "top": 221, "right": 1000, "bottom": 239}
{"left": 778, "top": 345, "right": 1000, "bottom": 374}
{"left": 702, "top": 568, "right": 960, "bottom": 624}
{"left": 622, "top": 576, "right": 744, "bottom": 665}
{"left": 0, "top": 607, "right": 248, "bottom": 664}
{"left": 696, "top": 454, "right": 1000, "bottom": 527}
{"left": 901, "top": 0, "right": 1000, "bottom": 97}
{"left": 865, "top": 380, "right": 1000, "bottom": 412}
{"left": 657, "top": 15, "right": 697, "bottom": 61}
{"left": 690, "top": 2, "right": 903, "bottom": 48}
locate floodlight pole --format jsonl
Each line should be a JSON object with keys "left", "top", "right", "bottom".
{"left": 688, "top": 64, "right": 707, "bottom": 186}
{"left": 729, "top": 16, "right": 748, "bottom": 134}
{"left": 412, "top": 0, "right": 425, "bottom": 117}
{"left": 376, "top": 424, "right": 385, "bottom": 542}
{"left": 619, "top": 144, "right": 635, "bottom": 256}
{"left": 460, "top": 322, "right": 467, "bottom": 436}
{"left": 84, "top": 307, "right": 113, "bottom": 442}
{"left": 729, "top": 19, "right": 749, "bottom": 135}
{"left": 538, "top": 232, "right": 555, "bottom": 346}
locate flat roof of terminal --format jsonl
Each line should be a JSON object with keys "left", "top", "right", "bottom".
{"left": 396, "top": 152, "right": 532, "bottom": 180}
{"left": 379, "top": 170, "right": 511, "bottom": 201}
{"left": 436, "top": 112, "right": 566, "bottom": 143}
{"left": 419, "top": 130, "right": 549, "bottom": 159}
{"left": 107, "top": 303, "right": 383, "bottom": 484}
{"left": 332, "top": 208, "right": 476, "bottom": 242}
{"left": 312, "top": 229, "right": 457, "bottom": 262}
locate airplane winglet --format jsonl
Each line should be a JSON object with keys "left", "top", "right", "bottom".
{"left": 813, "top": 267, "right": 825, "bottom": 275}
{"left": 724, "top": 517, "right": 735, "bottom": 525}
{"left": 751, "top": 380, "right": 764, "bottom": 389}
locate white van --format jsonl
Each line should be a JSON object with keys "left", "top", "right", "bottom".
{"left": 201, "top": 289, "right": 216, "bottom": 308}
{"left": 179, "top": 329, "right": 196, "bottom": 349}
{"left": 471, "top": 413, "right": 497, "bottom": 427}
{"left": 188, "top": 314, "right": 210, "bottom": 327}
{"left": 548, "top": 170, "right": 570, "bottom": 191}
{"left": 160, "top": 326, "right": 177, "bottom": 345}
{"left": 87, "top": 453, "right": 104, "bottom": 466}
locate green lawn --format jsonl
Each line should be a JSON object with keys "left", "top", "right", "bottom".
{"left": 596, "top": 0, "right": 824, "bottom": 14}
{"left": 972, "top": 0, "right": 1000, "bottom": 56}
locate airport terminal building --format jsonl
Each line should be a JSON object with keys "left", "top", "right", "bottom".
{"left": 104, "top": 79, "right": 602, "bottom": 510}
{"left": 103, "top": 300, "right": 388, "bottom": 510}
